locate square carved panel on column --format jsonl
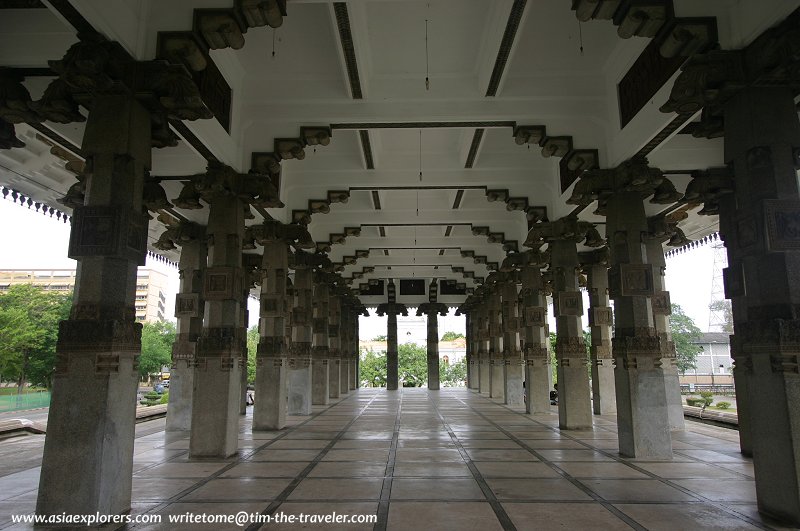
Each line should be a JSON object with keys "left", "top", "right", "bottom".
{"left": 524, "top": 307, "right": 546, "bottom": 326}
{"left": 554, "top": 292, "right": 583, "bottom": 316}
{"left": 589, "top": 306, "right": 613, "bottom": 325}
{"left": 609, "top": 264, "right": 655, "bottom": 297}
{"left": 723, "top": 262, "right": 746, "bottom": 298}
{"left": 651, "top": 292, "right": 671, "bottom": 315}
{"left": 260, "top": 296, "right": 284, "bottom": 317}
{"left": 68, "top": 206, "right": 148, "bottom": 264}
{"left": 175, "top": 293, "right": 201, "bottom": 318}
{"left": 203, "top": 267, "right": 242, "bottom": 300}
{"left": 765, "top": 199, "right": 800, "bottom": 251}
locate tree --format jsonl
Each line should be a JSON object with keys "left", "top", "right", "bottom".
{"left": 371, "top": 335, "right": 387, "bottom": 342}
{"left": 440, "top": 331, "right": 465, "bottom": 341}
{"left": 359, "top": 348, "right": 387, "bottom": 387}
{"left": 708, "top": 299, "right": 733, "bottom": 333}
{"left": 670, "top": 303, "right": 702, "bottom": 373}
{"left": 441, "top": 358, "right": 467, "bottom": 386}
{"left": 139, "top": 320, "right": 176, "bottom": 379}
{"left": 246, "top": 325, "right": 258, "bottom": 384}
{"left": 0, "top": 285, "right": 72, "bottom": 389}
{"left": 398, "top": 342, "right": 428, "bottom": 387}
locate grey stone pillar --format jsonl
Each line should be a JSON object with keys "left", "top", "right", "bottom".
{"left": 37, "top": 94, "right": 151, "bottom": 518}
{"left": 582, "top": 255, "right": 616, "bottom": 415}
{"left": 190, "top": 189, "right": 245, "bottom": 458}
{"left": 477, "top": 303, "right": 491, "bottom": 394}
{"left": 311, "top": 278, "right": 330, "bottom": 405}
{"left": 606, "top": 189, "right": 672, "bottom": 458}
{"left": 519, "top": 255, "right": 551, "bottom": 414}
{"left": 340, "top": 306, "right": 351, "bottom": 394}
{"left": 487, "top": 287, "right": 504, "bottom": 400}
{"left": 288, "top": 254, "right": 313, "bottom": 415}
{"left": 377, "top": 281, "right": 406, "bottom": 390}
{"left": 350, "top": 313, "right": 359, "bottom": 390}
{"left": 253, "top": 238, "right": 289, "bottom": 431}
{"left": 427, "top": 312, "right": 441, "bottom": 390}
{"left": 328, "top": 293, "right": 341, "bottom": 398}
{"left": 645, "top": 240, "right": 684, "bottom": 429}
{"left": 501, "top": 276, "right": 524, "bottom": 406}
{"left": 167, "top": 232, "right": 206, "bottom": 432}
{"left": 464, "top": 313, "right": 473, "bottom": 388}
{"left": 724, "top": 86, "right": 800, "bottom": 523}
{"left": 550, "top": 239, "right": 592, "bottom": 430}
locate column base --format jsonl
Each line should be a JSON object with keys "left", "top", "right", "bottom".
{"left": 479, "top": 360, "right": 491, "bottom": 394}
{"left": 288, "top": 359, "right": 313, "bottom": 415}
{"left": 189, "top": 357, "right": 241, "bottom": 458}
{"left": 166, "top": 359, "right": 194, "bottom": 432}
{"left": 329, "top": 359, "right": 341, "bottom": 399}
{"left": 662, "top": 361, "right": 685, "bottom": 430}
{"left": 591, "top": 359, "right": 616, "bottom": 415}
{"left": 490, "top": 360, "right": 504, "bottom": 399}
{"left": 253, "top": 357, "right": 287, "bottom": 430}
{"left": 525, "top": 359, "right": 551, "bottom": 414}
{"left": 615, "top": 361, "right": 672, "bottom": 458}
{"left": 504, "top": 361, "right": 525, "bottom": 406}
{"left": 340, "top": 359, "right": 350, "bottom": 395}
{"left": 312, "top": 358, "right": 329, "bottom": 405}
{"left": 37, "top": 349, "right": 138, "bottom": 517}
{"left": 558, "top": 363, "right": 593, "bottom": 430}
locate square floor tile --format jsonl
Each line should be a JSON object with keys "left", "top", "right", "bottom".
{"left": 615, "top": 503, "right": 762, "bottom": 530}
{"left": 467, "top": 449, "right": 538, "bottom": 462}
{"left": 474, "top": 461, "right": 561, "bottom": 479}
{"left": 180, "top": 478, "right": 291, "bottom": 501}
{"left": 288, "top": 478, "right": 383, "bottom": 500}
{"left": 485, "top": 478, "right": 592, "bottom": 501}
{"left": 220, "top": 461, "right": 309, "bottom": 478}
{"left": 393, "top": 462, "right": 472, "bottom": 477}
{"left": 388, "top": 502, "right": 502, "bottom": 531}
{"left": 391, "top": 478, "right": 485, "bottom": 500}
{"left": 503, "top": 502, "right": 629, "bottom": 530}
{"left": 308, "top": 462, "right": 387, "bottom": 478}
{"left": 135, "top": 461, "right": 229, "bottom": 478}
{"left": 580, "top": 479, "right": 697, "bottom": 502}
{"left": 673, "top": 479, "right": 757, "bottom": 502}
{"left": 555, "top": 462, "right": 650, "bottom": 479}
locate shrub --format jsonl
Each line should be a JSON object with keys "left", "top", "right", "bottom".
{"left": 159, "top": 392, "right": 169, "bottom": 405}
{"left": 686, "top": 397, "right": 705, "bottom": 407}
{"left": 716, "top": 401, "right": 731, "bottom": 410}
{"left": 698, "top": 391, "right": 714, "bottom": 407}
{"left": 140, "top": 391, "right": 161, "bottom": 406}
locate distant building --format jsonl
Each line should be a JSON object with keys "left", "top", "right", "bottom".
{"left": 679, "top": 332, "right": 733, "bottom": 386}
{"left": 0, "top": 268, "right": 169, "bottom": 323}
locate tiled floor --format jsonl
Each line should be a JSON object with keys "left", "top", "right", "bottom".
{"left": 0, "top": 388, "right": 793, "bottom": 530}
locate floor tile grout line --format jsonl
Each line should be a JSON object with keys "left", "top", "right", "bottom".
{"left": 468, "top": 390, "right": 777, "bottom": 531}
{"left": 244, "top": 392, "right": 383, "bottom": 531}
{"left": 373, "top": 391, "right": 402, "bottom": 531}
{"left": 454, "top": 393, "right": 646, "bottom": 531}
{"left": 128, "top": 393, "right": 364, "bottom": 530}
{"left": 427, "top": 391, "right": 518, "bottom": 531}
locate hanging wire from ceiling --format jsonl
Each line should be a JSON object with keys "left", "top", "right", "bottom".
{"left": 577, "top": 20, "right": 584, "bottom": 56}
{"left": 425, "top": 3, "right": 430, "bottom": 90}
{"left": 272, "top": 28, "right": 277, "bottom": 58}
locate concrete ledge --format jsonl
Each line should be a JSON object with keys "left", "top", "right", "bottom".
{"left": 135, "top": 403, "right": 168, "bottom": 421}
{"left": 683, "top": 405, "right": 738, "bottom": 428}
{"left": 0, "top": 418, "right": 46, "bottom": 437}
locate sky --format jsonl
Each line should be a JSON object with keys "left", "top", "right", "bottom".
{"left": 0, "top": 197, "right": 721, "bottom": 339}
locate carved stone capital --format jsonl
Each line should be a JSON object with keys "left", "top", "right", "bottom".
{"left": 523, "top": 216, "right": 602, "bottom": 248}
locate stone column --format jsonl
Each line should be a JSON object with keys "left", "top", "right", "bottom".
{"left": 190, "top": 188, "right": 245, "bottom": 457}
{"left": 166, "top": 231, "right": 206, "bottom": 432}
{"left": 487, "top": 286, "right": 505, "bottom": 400}
{"left": 464, "top": 312, "right": 474, "bottom": 388}
{"left": 328, "top": 292, "right": 341, "bottom": 399}
{"left": 518, "top": 253, "right": 551, "bottom": 414}
{"left": 253, "top": 236, "right": 289, "bottom": 431}
{"left": 311, "top": 277, "right": 330, "bottom": 405}
{"left": 724, "top": 86, "right": 800, "bottom": 522}
{"left": 645, "top": 239, "right": 684, "bottom": 429}
{"left": 288, "top": 252, "right": 314, "bottom": 415}
{"left": 606, "top": 186, "right": 672, "bottom": 458}
{"left": 477, "top": 302, "right": 491, "bottom": 394}
{"left": 340, "top": 306, "right": 351, "bottom": 394}
{"left": 350, "top": 312, "right": 360, "bottom": 390}
{"left": 581, "top": 251, "right": 616, "bottom": 415}
{"left": 426, "top": 311, "right": 441, "bottom": 390}
{"left": 500, "top": 275, "right": 524, "bottom": 406}
{"left": 377, "top": 281, "right": 406, "bottom": 390}
{"left": 37, "top": 94, "right": 151, "bottom": 517}
{"left": 550, "top": 238, "right": 592, "bottom": 430}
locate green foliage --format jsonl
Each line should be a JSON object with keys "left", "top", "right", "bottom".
{"left": 159, "top": 391, "right": 170, "bottom": 404}
{"left": 372, "top": 335, "right": 387, "bottom": 342}
{"left": 441, "top": 358, "right": 467, "bottom": 386}
{"left": 140, "top": 391, "right": 161, "bottom": 406}
{"left": 398, "top": 342, "right": 428, "bottom": 387}
{"left": 246, "top": 325, "right": 258, "bottom": 384}
{"left": 686, "top": 396, "right": 705, "bottom": 407}
{"left": 139, "top": 320, "right": 176, "bottom": 379}
{"left": 441, "top": 331, "right": 465, "bottom": 341}
{"left": 699, "top": 391, "right": 714, "bottom": 407}
{"left": 359, "top": 342, "right": 430, "bottom": 387}
{"left": 670, "top": 304, "right": 703, "bottom": 373}
{"left": 716, "top": 401, "right": 731, "bottom": 410}
{"left": 708, "top": 299, "right": 733, "bottom": 333}
{"left": 0, "top": 285, "right": 72, "bottom": 388}
{"left": 359, "top": 348, "right": 387, "bottom": 387}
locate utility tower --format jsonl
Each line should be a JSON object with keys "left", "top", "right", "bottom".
{"left": 708, "top": 239, "right": 729, "bottom": 333}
